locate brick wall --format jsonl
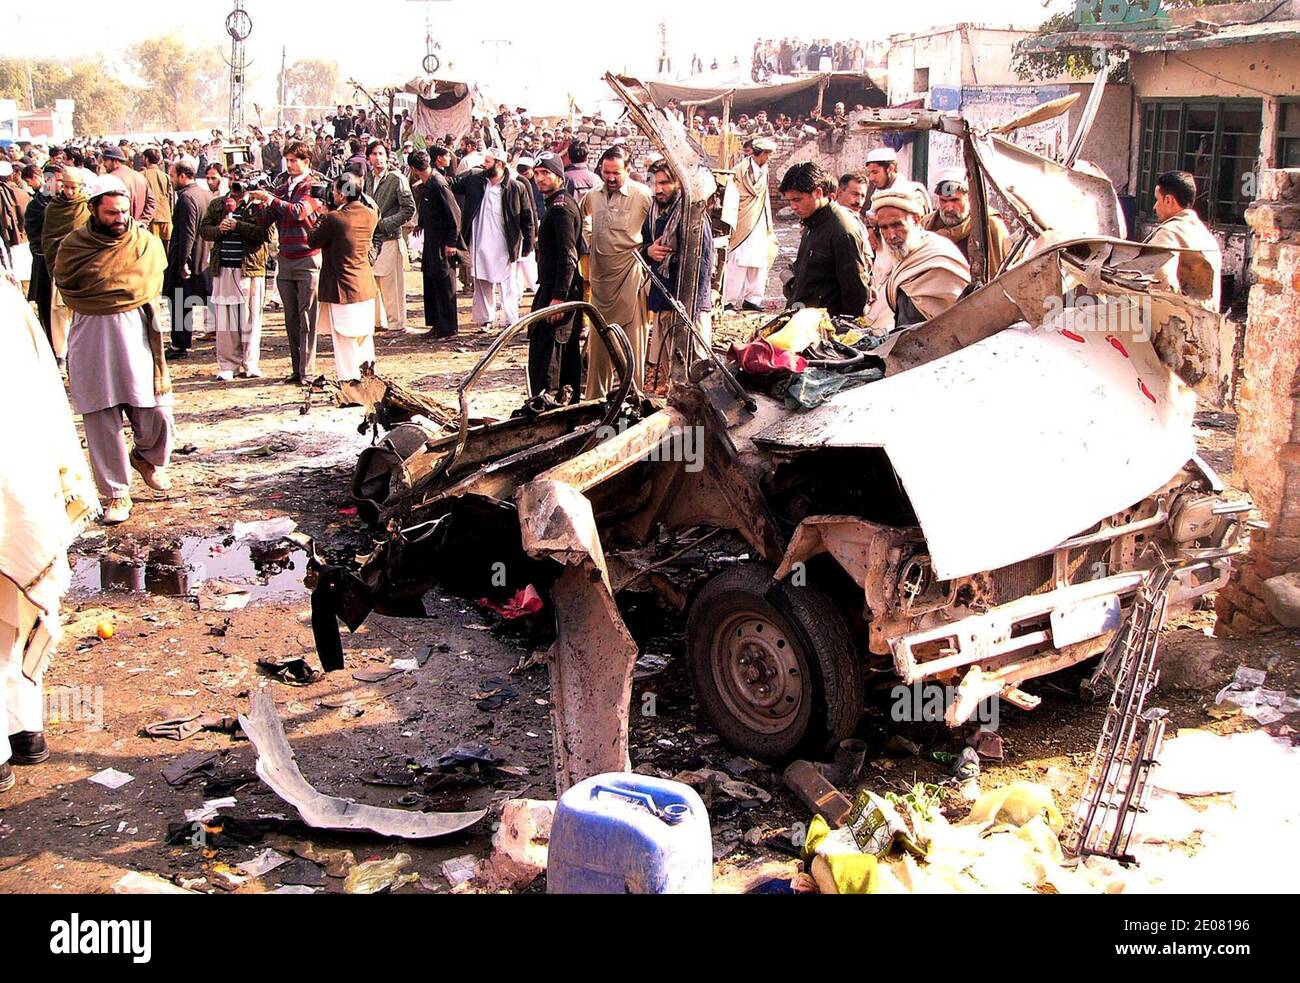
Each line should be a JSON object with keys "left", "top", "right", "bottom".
{"left": 1216, "top": 168, "right": 1300, "bottom": 632}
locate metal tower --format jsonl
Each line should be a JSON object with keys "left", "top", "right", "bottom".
{"left": 225, "top": 1, "right": 253, "bottom": 132}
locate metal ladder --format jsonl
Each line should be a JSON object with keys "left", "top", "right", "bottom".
{"left": 1067, "top": 556, "right": 1176, "bottom": 865}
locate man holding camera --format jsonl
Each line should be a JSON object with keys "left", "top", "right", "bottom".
{"left": 199, "top": 172, "right": 273, "bottom": 380}
{"left": 250, "top": 141, "right": 325, "bottom": 384}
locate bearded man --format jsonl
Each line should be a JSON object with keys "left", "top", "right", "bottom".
{"left": 581, "top": 146, "right": 654, "bottom": 396}
{"left": 863, "top": 147, "right": 930, "bottom": 215}
{"left": 870, "top": 190, "right": 971, "bottom": 331}
{"left": 721, "top": 136, "right": 777, "bottom": 311}
{"left": 53, "top": 175, "right": 173, "bottom": 526}
{"left": 922, "top": 168, "right": 1009, "bottom": 276}
{"left": 41, "top": 167, "right": 92, "bottom": 365}
{"left": 453, "top": 146, "right": 535, "bottom": 331}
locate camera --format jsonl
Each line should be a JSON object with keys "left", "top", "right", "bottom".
{"left": 230, "top": 172, "right": 270, "bottom": 197}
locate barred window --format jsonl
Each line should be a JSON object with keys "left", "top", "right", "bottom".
{"left": 1138, "top": 99, "right": 1262, "bottom": 227}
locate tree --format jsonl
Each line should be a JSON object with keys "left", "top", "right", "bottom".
{"left": 282, "top": 59, "right": 343, "bottom": 125}
{"left": 0, "top": 57, "right": 131, "bottom": 135}
{"left": 1012, "top": 0, "right": 1238, "bottom": 82}
{"left": 127, "top": 35, "right": 224, "bottom": 130}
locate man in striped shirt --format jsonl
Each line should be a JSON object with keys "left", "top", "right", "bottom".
{"left": 249, "top": 141, "right": 325, "bottom": 384}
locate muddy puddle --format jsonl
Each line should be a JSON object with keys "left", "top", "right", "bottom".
{"left": 72, "top": 535, "right": 309, "bottom": 603}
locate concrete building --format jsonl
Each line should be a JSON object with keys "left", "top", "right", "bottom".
{"left": 883, "top": 24, "right": 1131, "bottom": 204}
{"left": 1026, "top": 0, "right": 1300, "bottom": 299}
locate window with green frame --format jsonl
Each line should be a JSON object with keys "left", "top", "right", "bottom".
{"left": 1279, "top": 100, "right": 1300, "bottom": 170}
{"left": 1138, "top": 99, "right": 1262, "bottom": 227}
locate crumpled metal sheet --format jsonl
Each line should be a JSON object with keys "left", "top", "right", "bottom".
{"left": 973, "top": 132, "right": 1125, "bottom": 240}
{"left": 239, "top": 692, "right": 487, "bottom": 839}
{"left": 754, "top": 317, "right": 1197, "bottom": 581}
{"left": 516, "top": 479, "right": 638, "bottom": 794}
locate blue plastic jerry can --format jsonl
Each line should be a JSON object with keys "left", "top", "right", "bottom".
{"left": 547, "top": 773, "right": 713, "bottom": 894}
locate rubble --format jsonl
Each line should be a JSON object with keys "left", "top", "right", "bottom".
{"left": 238, "top": 692, "right": 487, "bottom": 839}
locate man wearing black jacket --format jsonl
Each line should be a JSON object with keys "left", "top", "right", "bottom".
{"left": 779, "top": 161, "right": 868, "bottom": 318}
{"left": 164, "top": 161, "right": 214, "bottom": 357}
{"left": 411, "top": 150, "right": 464, "bottom": 338}
{"left": 451, "top": 148, "right": 536, "bottom": 331}
{"left": 528, "top": 155, "right": 582, "bottom": 402}
{"left": 24, "top": 164, "right": 58, "bottom": 340}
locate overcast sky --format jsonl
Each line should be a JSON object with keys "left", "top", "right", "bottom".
{"left": 5, "top": 0, "right": 1063, "bottom": 112}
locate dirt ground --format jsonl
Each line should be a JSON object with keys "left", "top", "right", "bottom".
{"left": 0, "top": 265, "right": 1295, "bottom": 895}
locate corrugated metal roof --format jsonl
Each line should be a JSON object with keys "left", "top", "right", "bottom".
{"left": 1024, "top": 18, "right": 1300, "bottom": 54}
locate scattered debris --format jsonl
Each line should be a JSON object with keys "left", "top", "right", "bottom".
{"left": 144, "top": 713, "right": 240, "bottom": 742}
{"left": 459, "top": 799, "right": 556, "bottom": 893}
{"left": 1215, "top": 665, "right": 1298, "bottom": 726}
{"left": 236, "top": 849, "right": 292, "bottom": 879}
{"left": 783, "top": 761, "right": 852, "bottom": 828}
{"left": 967, "top": 727, "right": 1004, "bottom": 761}
{"left": 233, "top": 518, "right": 298, "bottom": 544}
{"left": 264, "top": 835, "right": 356, "bottom": 878}
{"left": 256, "top": 656, "right": 321, "bottom": 687}
{"left": 88, "top": 768, "right": 135, "bottom": 790}
{"left": 239, "top": 692, "right": 487, "bottom": 839}
{"left": 440, "top": 855, "right": 478, "bottom": 889}
{"left": 160, "top": 752, "right": 220, "bottom": 787}
{"left": 477, "top": 585, "right": 545, "bottom": 620}
{"left": 112, "top": 871, "right": 199, "bottom": 895}
{"left": 197, "top": 580, "right": 252, "bottom": 612}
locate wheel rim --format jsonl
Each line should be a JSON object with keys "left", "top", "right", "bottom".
{"left": 710, "top": 610, "right": 805, "bottom": 735}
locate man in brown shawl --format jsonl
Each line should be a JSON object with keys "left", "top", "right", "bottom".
{"left": 721, "top": 137, "right": 777, "bottom": 311}
{"left": 871, "top": 189, "right": 971, "bottom": 330}
{"left": 41, "top": 167, "right": 91, "bottom": 363}
{"left": 922, "top": 168, "right": 1010, "bottom": 278}
{"left": 53, "top": 174, "right": 172, "bottom": 526}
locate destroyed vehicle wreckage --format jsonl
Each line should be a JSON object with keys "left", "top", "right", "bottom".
{"left": 307, "top": 76, "right": 1251, "bottom": 794}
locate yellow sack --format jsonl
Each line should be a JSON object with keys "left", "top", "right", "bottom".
{"left": 810, "top": 853, "right": 881, "bottom": 894}
{"left": 765, "top": 307, "right": 829, "bottom": 354}
{"left": 966, "top": 781, "right": 1065, "bottom": 835}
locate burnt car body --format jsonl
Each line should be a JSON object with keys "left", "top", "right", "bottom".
{"left": 313, "top": 76, "right": 1250, "bottom": 793}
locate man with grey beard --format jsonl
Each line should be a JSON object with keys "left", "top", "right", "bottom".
{"left": 921, "top": 168, "right": 1010, "bottom": 276}
{"left": 870, "top": 190, "right": 970, "bottom": 330}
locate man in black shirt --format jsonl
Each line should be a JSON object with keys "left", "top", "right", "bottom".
{"left": 780, "top": 161, "right": 868, "bottom": 318}
{"left": 411, "top": 149, "right": 463, "bottom": 338}
{"left": 528, "top": 155, "right": 583, "bottom": 403}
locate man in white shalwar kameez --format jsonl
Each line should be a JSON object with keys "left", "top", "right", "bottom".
{"left": 306, "top": 173, "right": 381, "bottom": 383}
{"left": 470, "top": 153, "right": 521, "bottom": 330}
{"left": 0, "top": 276, "right": 99, "bottom": 793}
{"left": 722, "top": 138, "right": 777, "bottom": 311}
{"left": 54, "top": 176, "right": 174, "bottom": 528}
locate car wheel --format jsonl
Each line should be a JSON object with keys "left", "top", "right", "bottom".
{"left": 685, "top": 563, "right": 863, "bottom": 761}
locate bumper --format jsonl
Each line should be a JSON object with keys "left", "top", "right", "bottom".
{"left": 888, "top": 556, "right": 1235, "bottom": 725}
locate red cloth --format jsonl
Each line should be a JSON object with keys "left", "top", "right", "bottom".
{"left": 477, "top": 585, "right": 544, "bottom": 620}
{"left": 727, "top": 338, "right": 807, "bottom": 374}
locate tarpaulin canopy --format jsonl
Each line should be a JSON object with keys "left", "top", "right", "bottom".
{"left": 401, "top": 77, "right": 477, "bottom": 145}
{"left": 626, "top": 72, "right": 886, "bottom": 117}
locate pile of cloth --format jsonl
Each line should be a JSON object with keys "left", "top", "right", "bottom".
{"left": 726, "top": 307, "right": 886, "bottom": 410}
{"left": 800, "top": 780, "right": 1129, "bottom": 894}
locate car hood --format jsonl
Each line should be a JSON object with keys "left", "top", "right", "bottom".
{"left": 753, "top": 316, "right": 1197, "bottom": 580}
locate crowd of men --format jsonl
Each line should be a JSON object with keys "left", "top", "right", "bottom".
{"left": 0, "top": 101, "right": 1224, "bottom": 534}
{"left": 0, "top": 88, "right": 1228, "bottom": 799}
{"left": 751, "top": 38, "right": 872, "bottom": 81}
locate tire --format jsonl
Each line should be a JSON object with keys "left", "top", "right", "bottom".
{"left": 685, "top": 563, "right": 863, "bottom": 761}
